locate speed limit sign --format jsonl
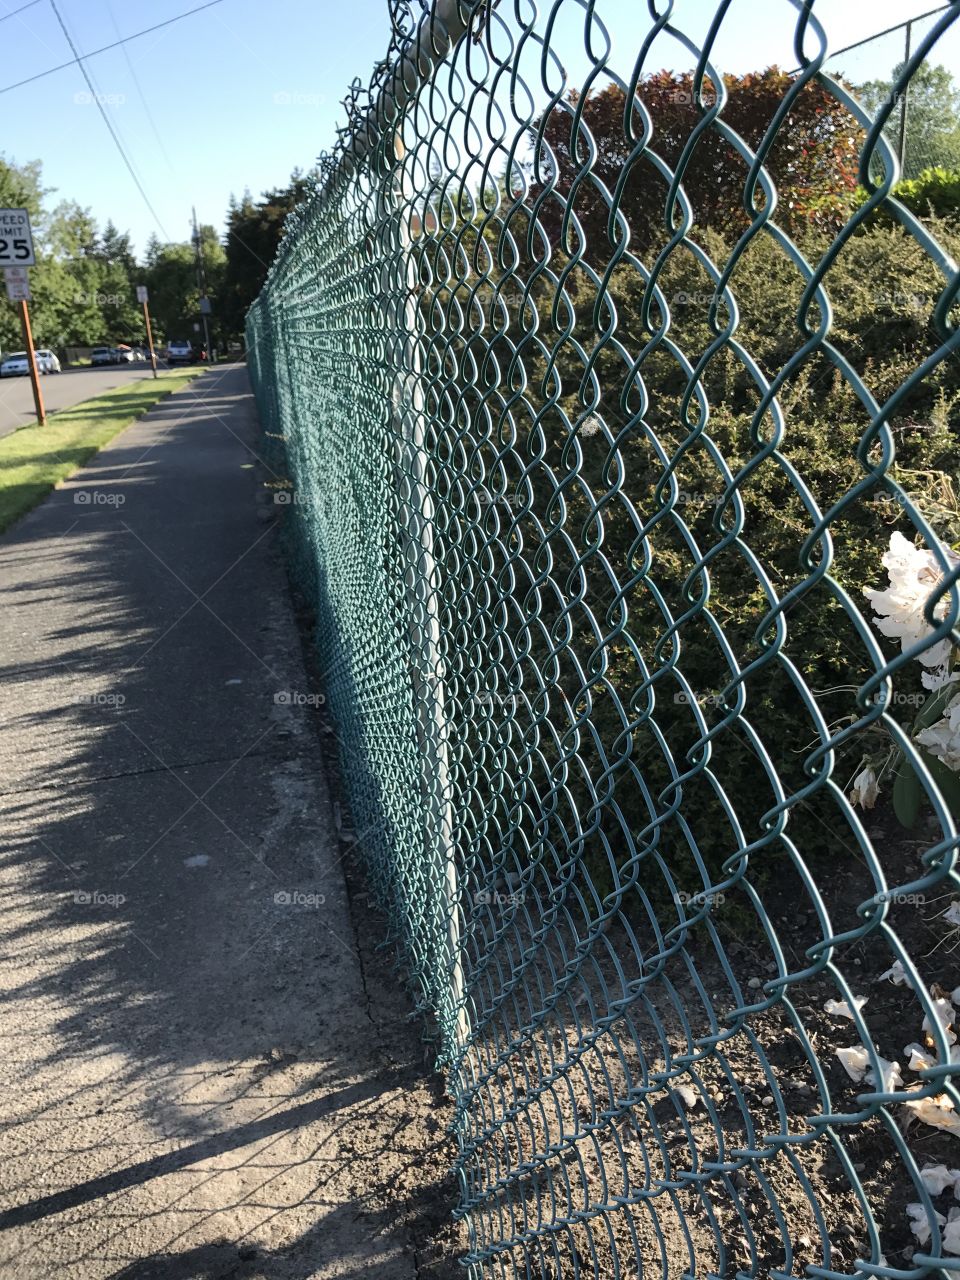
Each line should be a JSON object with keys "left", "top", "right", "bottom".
{"left": 0, "top": 210, "right": 35, "bottom": 267}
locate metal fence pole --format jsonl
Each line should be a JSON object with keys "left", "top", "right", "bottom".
{"left": 898, "top": 19, "right": 913, "bottom": 174}
{"left": 391, "top": 129, "right": 470, "bottom": 1055}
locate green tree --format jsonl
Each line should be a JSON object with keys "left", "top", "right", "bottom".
{"left": 144, "top": 242, "right": 197, "bottom": 344}
{"left": 94, "top": 220, "right": 142, "bottom": 343}
{"left": 221, "top": 172, "right": 314, "bottom": 340}
{"left": 0, "top": 153, "right": 45, "bottom": 222}
{"left": 857, "top": 62, "right": 960, "bottom": 180}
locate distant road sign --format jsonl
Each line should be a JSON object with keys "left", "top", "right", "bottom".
{"left": 136, "top": 285, "right": 149, "bottom": 303}
{"left": 4, "top": 266, "right": 30, "bottom": 301}
{"left": 0, "top": 209, "right": 35, "bottom": 267}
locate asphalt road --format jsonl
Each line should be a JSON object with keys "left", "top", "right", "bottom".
{"left": 0, "top": 363, "right": 171, "bottom": 438}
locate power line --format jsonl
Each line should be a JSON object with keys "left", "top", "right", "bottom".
{"left": 0, "top": 0, "right": 224, "bottom": 94}
{"left": 48, "top": 0, "right": 170, "bottom": 240}
{"left": 0, "top": 0, "right": 42, "bottom": 21}
{"left": 106, "top": 0, "right": 175, "bottom": 173}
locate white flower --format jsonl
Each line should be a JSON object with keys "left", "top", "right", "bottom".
{"left": 866, "top": 1055, "right": 902, "bottom": 1090}
{"left": 916, "top": 692, "right": 960, "bottom": 773}
{"left": 824, "top": 996, "right": 868, "bottom": 1020}
{"left": 864, "top": 531, "right": 958, "bottom": 680}
{"left": 945, "top": 1208, "right": 960, "bottom": 1255}
{"left": 836, "top": 1046, "right": 869, "bottom": 1081}
{"left": 923, "top": 994, "right": 957, "bottom": 1047}
{"left": 675, "top": 1082, "right": 699, "bottom": 1109}
{"left": 849, "top": 766, "right": 879, "bottom": 809}
{"left": 907, "top": 1202, "right": 945, "bottom": 1246}
{"left": 878, "top": 959, "right": 908, "bottom": 986}
{"left": 906, "top": 1041, "right": 936, "bottom": 1072}
{"left": 836, "top": 1044, "right": 901, "bottom": 1089}
{"left": 920, "top": 1163, "right": 960, "bottom": 1196}
{"left": 903, "top": 1089, "right": 960, "bottom": 1136}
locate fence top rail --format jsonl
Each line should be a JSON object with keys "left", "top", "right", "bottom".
{"left": 262, "top": 0, "right": 483, "bottom": 292}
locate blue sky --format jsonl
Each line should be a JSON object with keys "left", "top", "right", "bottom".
{"left": 1, "top": 0, "right": 958, "bottom": 258}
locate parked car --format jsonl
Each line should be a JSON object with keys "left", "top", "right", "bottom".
{"left": 113, "top": 347, "right": 136, "bottom": 363}
{"left": 0, "top": 351, "right": 28, "bottom": 377}
{"left": 91, "top": 346, "right": 117, "bottom": 366}
{"left": 36, "top": 349, "right": 61, "bottom": 374}
{"left": 164, "top": 340, "right": 193, "bottom": 364}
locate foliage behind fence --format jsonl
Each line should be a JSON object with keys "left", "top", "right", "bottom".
{"left": 247, "top": 1, "right": 960, "bottom": 1274}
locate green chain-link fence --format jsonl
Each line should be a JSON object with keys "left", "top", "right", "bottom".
{"left": 247, "top": 1, "right": 960, "bottom": 1274}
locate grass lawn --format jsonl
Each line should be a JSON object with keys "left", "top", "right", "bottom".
{"left": 0, "top": 369, "right": 204, "bottom": 532}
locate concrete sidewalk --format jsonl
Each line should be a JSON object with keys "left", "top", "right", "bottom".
{"left": 0, "top": 366, "right": 456, "bottom": 1278}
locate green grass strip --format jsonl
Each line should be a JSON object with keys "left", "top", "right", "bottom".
{"left": 0, "top": 369, "right": 205, "bottom": 533}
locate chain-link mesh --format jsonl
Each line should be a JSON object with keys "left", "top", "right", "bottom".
{"left": 247, "top": 2, "right": 960, "bottom": 1274}
{"left": 821, "top": 4, "right": 960, "bottom": 182}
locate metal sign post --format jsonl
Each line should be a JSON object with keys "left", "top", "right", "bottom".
{"left": 1, "top": 212, "right": 44, "bottom": 424}
{"left": 17, "top": 294, "right": 45, "bottom": 427}
{"left": 136, "top": 285, "right": 158, "bottom": 379}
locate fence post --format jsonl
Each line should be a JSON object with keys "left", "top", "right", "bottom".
{"left": 898, "top": 19, "right": 912, "bottom": 174}
{"left": 391, "top": 129, "right": 470, "bottom": 1057}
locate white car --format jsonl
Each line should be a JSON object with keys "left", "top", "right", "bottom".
{"left": 165, "top": 340, "right": 193, "bottom": 364}
{"left": 36, "top": 349, "right": 61, "bottom": 374}
{"left": 0, "top": 352, "right": 29, "bottom": 377}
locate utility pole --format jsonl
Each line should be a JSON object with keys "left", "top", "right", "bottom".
{"left": 192, "top": 206, "right": 213, "bottom": 364}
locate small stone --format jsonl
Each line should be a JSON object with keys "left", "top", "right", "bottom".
{"left": 762, "top": 1095, "right": 774, "bottom": 1106}
{"left": 748, "top": 977, "right": 762, "bottom": 990}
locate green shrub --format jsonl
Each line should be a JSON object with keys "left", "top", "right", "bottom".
{"left": 417, "top": 207, "right": 960, "bottom": 906}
